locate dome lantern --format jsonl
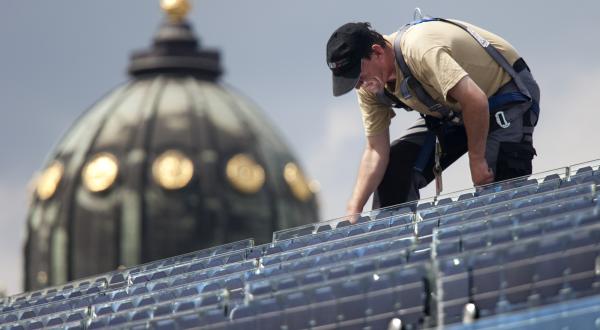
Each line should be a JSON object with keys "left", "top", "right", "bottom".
{"left": 128, "top": 0, "right": 222, "bottom": 80}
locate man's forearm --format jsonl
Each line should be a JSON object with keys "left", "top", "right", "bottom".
{"left": 451, "top": 76, "right": 495, "bottom": 185}
{"left": 449, "top": 76, "right": 489, "bottom": 162}
{"left": 461, "top": 99, "right": 489, "bottom": 162}
{"left": 347, "top": 147, "right": 389, "bottom": 214}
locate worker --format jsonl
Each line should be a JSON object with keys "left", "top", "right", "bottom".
{"left": 325, "top": 16, "right": 540, "bottom": 216}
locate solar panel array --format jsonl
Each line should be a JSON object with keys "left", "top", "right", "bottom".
{"left": 2, "top": 159, "right": 600, "bottom": 329}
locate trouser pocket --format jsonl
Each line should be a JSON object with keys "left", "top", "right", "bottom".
{"left": 495, "top": 142, "right": 536, "bottom": 182}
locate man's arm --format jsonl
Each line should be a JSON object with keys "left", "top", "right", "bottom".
{"left": 447, "top": 76, "right": 494, "bottom": 186}
{"left": 346, "top": 129, "right": 391, "bottom": 216}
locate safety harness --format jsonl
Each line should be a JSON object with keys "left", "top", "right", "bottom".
{"left": 379, "top": 17, "right": 540, "bottom": 195}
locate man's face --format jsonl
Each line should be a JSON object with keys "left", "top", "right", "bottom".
{"left": 356, "top": 53, "right": 386, "bottom": 94}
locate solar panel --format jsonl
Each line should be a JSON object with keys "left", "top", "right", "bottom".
{"left": 2, "top": 159, "right": 600, "bottom": 329}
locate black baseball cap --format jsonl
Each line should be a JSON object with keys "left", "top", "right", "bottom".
{"left": 326, "top": 22, "right": 374, "bottom": 96}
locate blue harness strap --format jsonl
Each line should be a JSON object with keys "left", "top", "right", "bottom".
{"left": 530, "top": 100, "right": 540, "bottom": 121}
{"left": 488, "top": 91, "right": 530, "bottom": 110}
{"left": 413, "top": 131, "right": 437, "bottom": 173}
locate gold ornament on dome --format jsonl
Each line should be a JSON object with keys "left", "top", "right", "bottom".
{"left": 152, "top": 150, "right": 194, "bottom": 190}
{"left": 160, "top": 0, "right": 191, "bottom": 22}
{"left": 284, "top": 162, "right": 312, "bottom": 202}
{"left": 82, "top": 153, "right": 119, "bottom": 193}
{"left": 226, "top": 154, "right": 265, "bottom": 194}
{"left": 36, "top": 161, "right": 64, "bottom": 200}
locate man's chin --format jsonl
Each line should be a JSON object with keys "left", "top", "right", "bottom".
{"left": 365, "top": 87, "right": 385, "bottom": 95}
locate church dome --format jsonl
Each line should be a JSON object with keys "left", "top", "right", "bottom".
{"left": 24, "top": 1, "right": 319, "bottom": 290}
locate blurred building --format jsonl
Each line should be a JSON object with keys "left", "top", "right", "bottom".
{"left": 24, "top": 1, "right": 319, "bottom": 291}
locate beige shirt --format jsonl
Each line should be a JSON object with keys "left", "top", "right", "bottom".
{"left": 358, "top": 19, "right": 521, "bottom": 136}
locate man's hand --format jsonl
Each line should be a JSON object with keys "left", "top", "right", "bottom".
{"left": 470, "top": 157, "right": 494, "bottom": 186}
{"left": 345, "top": 204, "right": 362, "bottom": 224}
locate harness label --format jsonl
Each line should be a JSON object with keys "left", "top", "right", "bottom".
{"left": 466, "top": 26, "right": 490, "bottom": 47}
{"left": 495, "top": 111, "right": 511, "bottom": 129}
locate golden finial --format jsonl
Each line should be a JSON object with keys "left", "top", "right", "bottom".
{"left": 161, "top": 0, "right": 191, "bottom": 22}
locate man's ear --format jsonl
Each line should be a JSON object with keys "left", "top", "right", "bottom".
{"left": 371, "top": 44, "right": 385, "bottom": 56}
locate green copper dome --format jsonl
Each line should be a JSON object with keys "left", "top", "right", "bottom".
{"left": 24, "top": 12, "right": 318, "bottom": 291}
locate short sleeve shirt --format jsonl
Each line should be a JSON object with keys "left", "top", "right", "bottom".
{"left": 358, "top": 20, "right": 521, "bottom": 136}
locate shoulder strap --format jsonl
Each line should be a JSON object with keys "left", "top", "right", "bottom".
{"left": 393, "top": 18, "right": 456, "bottom": 120}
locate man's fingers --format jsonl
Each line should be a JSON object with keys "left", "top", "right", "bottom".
{"left": 473, "top": 167, "right": 494, "bottom": 186}
{"left": 486, "top": 167, "right": 495, "bottom": 183}
{"left": 345, "top": 213, "right": 360, "bottom": 224}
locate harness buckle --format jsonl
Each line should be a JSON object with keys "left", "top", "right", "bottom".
{"left": 494, "top": 111, "right": 511, "bottom": 129}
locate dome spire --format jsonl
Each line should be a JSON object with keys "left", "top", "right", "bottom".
{"left": 127, "top": 0, "right": 222, "bottom": 80}
{"left": 160, "top": 0, "right": 191, "bottom": 22}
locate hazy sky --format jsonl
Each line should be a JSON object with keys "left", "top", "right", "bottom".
{"left": 1, "top": 1, "right": 599, "bottom": 295}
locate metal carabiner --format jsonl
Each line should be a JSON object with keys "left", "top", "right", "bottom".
{"left": 495, "top": 111, "right": 511, "bottom": 129}
{"left": 413, "top": 7, "right": 424, "bottom": 20}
